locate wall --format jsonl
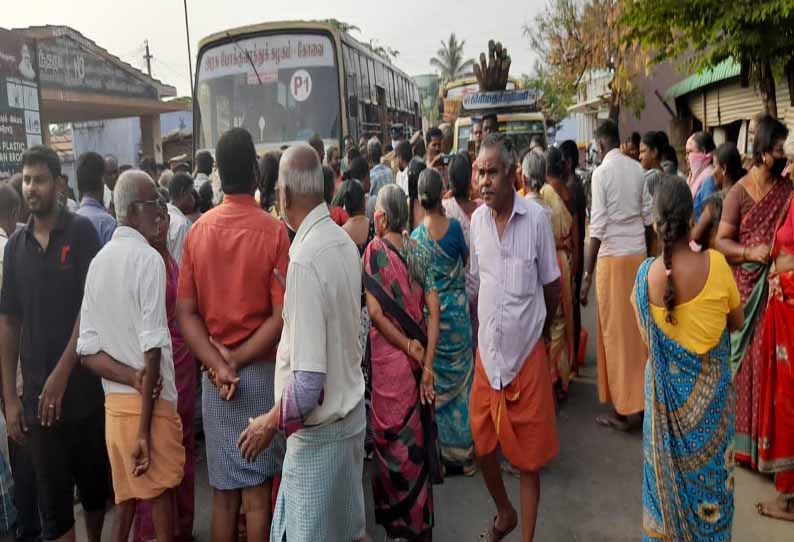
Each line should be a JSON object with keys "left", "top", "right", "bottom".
{"left": 72, "top": 117, "right": 140, "bottom": 167}
{"left": 618, "top": 61, "right": 681, "bottom": 139}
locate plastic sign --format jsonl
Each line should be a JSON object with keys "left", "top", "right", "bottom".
{"left": 462, "top": 89, "right": 538, "bottom": 111}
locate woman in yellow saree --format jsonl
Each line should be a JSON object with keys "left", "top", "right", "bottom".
{"left": 540, "top": 148, "right": 577, "bottom": 400}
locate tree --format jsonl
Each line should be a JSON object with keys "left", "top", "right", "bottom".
{"left": 623, "top": 1, "right": 794, "bottom": 118}
{"left": 522, "top": 61, "right": 575, "bottom": 126}
{"left": 321, "top": 19, "right": 360, "bottom": 34}
{"left": 526, "top": 0, "right": 649, "bottom": 122}
{"left": 367, "top": 39, "right": 400, "bottom": 61}
{"left": 429, "top": 33, "right": 475, "bottom": 83}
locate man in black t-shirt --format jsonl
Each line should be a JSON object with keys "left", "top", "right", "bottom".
{"left": 0, "top": 146, "right": 108, "bottom": 542}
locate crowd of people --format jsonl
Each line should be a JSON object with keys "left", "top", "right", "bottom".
{"left": 0, "top": 109, "right": 791, "bottom": 542}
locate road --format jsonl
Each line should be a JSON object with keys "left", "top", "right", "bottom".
{"left": 83, "top": 302, "right": 791, "bottom": 541}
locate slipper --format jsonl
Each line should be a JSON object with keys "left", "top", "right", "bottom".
{"left": 479, "top": 515, "right": 517, "bottom": 541}
{"left": 756, "top": 500, "right": 794, "bottom": 522}
{"left": 595, "top": 414, "right": 630, "bottom": 432}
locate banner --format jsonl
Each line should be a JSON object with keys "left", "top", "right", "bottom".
{"left": 0, "top": 28, "right": 42, "bottom": 179}
{"left": 198, "top": 34, "right": 335, "bottom": 82}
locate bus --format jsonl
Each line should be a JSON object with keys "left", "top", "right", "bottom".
{"left": 193, "top": 21, "right": 421, "bottom": 156}
{"left": 453, "top": 113, "right": 547, "bottom": 154}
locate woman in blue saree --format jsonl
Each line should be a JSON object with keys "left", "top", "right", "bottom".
{"left": 411, "top": 168, "right": 476, "bottom": 475}
{"left": 633, "top": 177, "right": 744, "bottom": 541}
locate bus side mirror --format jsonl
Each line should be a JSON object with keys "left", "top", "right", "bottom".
{"left": 348, "top": 95, "right": 358, "bottom": 117}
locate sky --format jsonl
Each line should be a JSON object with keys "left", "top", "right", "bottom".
{"left": 5, "top": 0, "right": 546, "bottom": 97}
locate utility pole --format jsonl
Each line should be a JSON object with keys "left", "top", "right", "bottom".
{"left": 183, "top": 0, "right": 194, "bottom": 99}
{"left": 143, "top": 39, "right": 153, "bottom": 77}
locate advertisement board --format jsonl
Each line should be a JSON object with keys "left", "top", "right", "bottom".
{"left": 0, "top": 28, "right": 42, "bottom": 179}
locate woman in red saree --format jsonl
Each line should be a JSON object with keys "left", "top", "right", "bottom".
{"left": 716, "top": 115, "right": 792, "bottom": 469}
{"left": 757, "top": 193, "right": 794, "bottom": 521}
{"left": 135, "top": 200, "right": 197, "bottom": 542}
{"left": 364, "top": 185, "right": 442, "bottom": 541}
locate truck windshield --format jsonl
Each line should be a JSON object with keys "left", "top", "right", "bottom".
{"left": 195, "top": 33, "right": 341, "bottom": 151}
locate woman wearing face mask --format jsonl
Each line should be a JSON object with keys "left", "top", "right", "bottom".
{"left": 686, "top": 131, "right": 718, "bottom": 222}
{"left": 716, "top": 114, "right": 793, "bottom": 471}
{"left": 691, "top": 143, "right": 746, "bottom": 250}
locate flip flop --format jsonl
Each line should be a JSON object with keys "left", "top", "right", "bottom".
{"left": 595, "top": 414, "right": 630, "bottom": 432}
{"left": 479, "top": 515, "right": 517, "bottom": 541}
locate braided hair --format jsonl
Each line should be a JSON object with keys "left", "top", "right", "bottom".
{"left": 654, "top": 175, "right": 693, "bottom": 324}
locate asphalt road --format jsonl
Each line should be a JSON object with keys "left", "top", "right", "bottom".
{"left": 84, "top": 300, "right": 791, "bottom": 541}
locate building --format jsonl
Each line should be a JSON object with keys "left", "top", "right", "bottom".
{"left": 665, "top": 58, "right": 793, "bottom": 155}
{"left": 568, "top": 63, "right": 682, "bottom": 148}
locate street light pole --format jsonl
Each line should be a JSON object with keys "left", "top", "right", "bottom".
{"left": 183, "top": 0, "right": 194, "bottom": 99}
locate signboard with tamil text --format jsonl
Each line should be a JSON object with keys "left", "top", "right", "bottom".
{"left": 0, "top": 28, "right": 42, "bottom": 179}
{"left": 462, "top": 89, "right": 538, "bottom": 111}
{"left": 36, "top": 34, "right": 158, "bottom": 100}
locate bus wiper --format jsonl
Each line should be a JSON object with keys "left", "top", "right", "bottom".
{"left": 227, "top": 33, "right": 263, "bottom": 86}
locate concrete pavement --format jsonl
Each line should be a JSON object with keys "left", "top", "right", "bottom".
{"left": 83, "top": 302, "right": 791, "bottom": 541}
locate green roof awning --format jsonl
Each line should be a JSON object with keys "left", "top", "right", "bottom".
{"left": 664, "top": 59, "right": 741, "bottom": 101}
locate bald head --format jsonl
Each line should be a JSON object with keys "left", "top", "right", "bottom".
{"left": 114, "top": 170, "right": 158, "bottom": 224}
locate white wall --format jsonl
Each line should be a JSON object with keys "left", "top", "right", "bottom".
{"left": 72, "top": 118, "right": 141, "bottom": 168}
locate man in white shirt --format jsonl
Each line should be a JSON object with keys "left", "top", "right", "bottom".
{"left": 193, "top": 151, "right": 213, "bottom": 192}
{"left": 581, "top": 119, "right": 653, "bottom": 431}
{"left": 166, "top": 173, "right": 193, "bottom": 263}
{"left": 470, "top": 134, "right": 561, "bottom": 542}
{"left": 103, "top": 155, "right": 119, "bottom": 213}
{"left": 237, "top": 144, "right": 366, "bottom": 542}
{"left": 77, "top": 170, "right": 184, "bottom": 542}
{"left": 394, "top": 140, "right": 413, "bottom": 196}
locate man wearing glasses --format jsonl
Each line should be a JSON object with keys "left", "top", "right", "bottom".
{"left": 0, "top": 145, "right": 108, "bottom": 542}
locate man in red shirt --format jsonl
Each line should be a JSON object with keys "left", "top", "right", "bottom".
{"left": 176, "top": 128, "right": 289, "bottom": 542}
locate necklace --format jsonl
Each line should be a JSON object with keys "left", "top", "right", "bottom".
{"left": 749, "top": 168, "right": 771, "bottom": 201}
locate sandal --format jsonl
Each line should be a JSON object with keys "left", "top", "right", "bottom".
{"left": 596, "top": 414, "right": 631, "bottom": 432}
{"left": 479, "top": 515, "right": 518, "bottom": 541}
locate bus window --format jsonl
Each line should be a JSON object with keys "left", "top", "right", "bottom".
{"left": 367, "top": 59, "right": 377, "bottom": 105}
{"left": 358, "top": 52, "right": 369, "bottom": 103}
{"left": 195, "top": 33, "right": 340, "bottom": 149}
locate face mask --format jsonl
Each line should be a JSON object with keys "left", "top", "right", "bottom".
{"left": 687, "top": 152, "right": 709, "bottom": 173}
{"left": 771, "top": 157, "right": 787, "bottom": 178}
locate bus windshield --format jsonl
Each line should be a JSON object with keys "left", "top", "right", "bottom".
{"left": 195, "top": 32, "right": 341, "bottom": 151}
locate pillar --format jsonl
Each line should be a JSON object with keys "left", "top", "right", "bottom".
{"left": 140, "top": 114, "right": 162, "bottom": 163}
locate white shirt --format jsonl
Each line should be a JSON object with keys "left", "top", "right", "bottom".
{"left": 103, "top": 185, "right": 113, "bottom": 210}
{"left": 76, "top": 226, "right": 177, "bottom": 405}
{"left": 274, "top": 203, "right": 365, "bottom": 427}
{"left": 470, "top": 195, "right": 560, "bottom": 389}
{"left": 589, "top": 148, "right": 653, "bottom": 258}
{"left": 167, "top": 203, "right": 191, "bottom": 264}
{"left": 396, "top": 168, "right": 409, "bottom": 196}
{"left": 0, "top": 229, "right": 7, "bottom": 288}
{"left": 193, "top": 172, "right": 210, "bottom": 191}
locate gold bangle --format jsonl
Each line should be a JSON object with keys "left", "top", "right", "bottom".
{"left": 423, "top": 366, "right": 433, "bottom": 374}
{"left": 406, "top": 338, "right": 412, "bottom": 353}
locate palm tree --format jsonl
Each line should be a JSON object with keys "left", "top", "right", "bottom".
{"left": 429, "top": 33, "right": 475, "bottom": 83}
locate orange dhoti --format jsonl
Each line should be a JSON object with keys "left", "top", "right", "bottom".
{"left": 469, "top": 342, "right": 559, "bottom": 472}
{"left": 105, "top": 393, "right": 185, "bottom": 504}
{"left": 595, "top": 254, "right": 648, "bottom": 415}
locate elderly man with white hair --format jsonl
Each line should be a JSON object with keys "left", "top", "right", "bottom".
{"left": 237, "top": 143, "right": 366, "bottom": 542}
{"left": 78, "top": 170, "right": 184, "bottom": 542}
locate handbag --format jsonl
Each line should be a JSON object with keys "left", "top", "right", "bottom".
{"left": 363, "top": 270, "right": 444, "bottom": 485}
